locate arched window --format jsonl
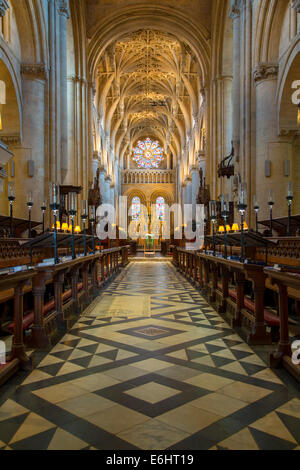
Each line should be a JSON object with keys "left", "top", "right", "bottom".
{"left": 133, "top": 138, "right": 164, "bottom": 169}
{"left": 156, "top": 196, "right": 165, "bottom": 221}
{"left": 0, "top": 4, "right": 10, "bottom": 42}
{"left": 131, "top": 196, "right": 141, "bottom": 220}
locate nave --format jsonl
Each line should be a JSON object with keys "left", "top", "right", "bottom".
{"left": 0, "top": 262, "right": 299, "bottom": 451}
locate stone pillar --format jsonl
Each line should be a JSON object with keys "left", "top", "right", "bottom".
{"left": 104, "top": 175, "right": 111, "bottom": 205}
{"left": 229, "top": 0, "right": 241, "bottom": 163}
{"left": 48, "top": 0, "right": 60, "bottom": 184}
{"left": 17, "top": 64, "right": 47, "bottom": 221}
{"left": 254, "top": 63, "right": 289, "bottom": 220}
{"left": 191, "top": 166, "right": 200, "bottom": 220}
{"left": 99, "top": 166, "right": 106, "bottom": 203}
{"left": 88, "top": 81, "right": 96, "bottom": 185}
{"left": 57, "top": 0, "right": 70, "bottom": 183}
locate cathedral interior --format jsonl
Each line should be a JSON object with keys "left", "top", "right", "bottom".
{"left": 0, "top": 0, "right": 299, "bottom": 452}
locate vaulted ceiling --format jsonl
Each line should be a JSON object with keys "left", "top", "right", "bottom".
{"left": 97, "top": 30, "right": 203, "bottom": 159}
{"left": 86, "top": 1, "right": 213, "bottom": 174}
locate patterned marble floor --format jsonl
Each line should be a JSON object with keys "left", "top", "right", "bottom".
{"left": 0, "top": 262, "right": 300, "bottom": 450}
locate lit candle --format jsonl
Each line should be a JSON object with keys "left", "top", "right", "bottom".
{"left": 27, "top": 191, "right": 33, "bottom": 206}
{"left": 8, "top": 182, "right": 15, "bottom": 199}
{"left": 50, "top": 183, "right": 59, "bottom": 206}
{"left": 69, "top": 192, "right": 77, "bottom": 212}
{"left": 268, "top": 189, "right": 274, "bottom": 205}
{"left": 287, "top": 182, "right": 293, "bottom": 198}
{"left": 239, "top": 183, "right": 247, "bottom": 206}
{"left": 90, "top": 206, "right": 96, "bottom": 220}
{"left": 221, "top": 195, "right": 225, "bottom": 212}
{"left": 209, "top": 200, "right": 217, "bottom": 219}
{"left": 81, "top": 200, "right": 88, "bottom": 216}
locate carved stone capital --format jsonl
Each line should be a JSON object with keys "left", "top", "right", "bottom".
{"left": 93, "top": 151, "right": 101, "bottom": 160}
{"left": 253, "top": 63, "right": 278, "bottom": 83}
{"left": 292, "top": 0, "right": 300, "bottom": 13}
{"left": 0, "top": 134, "right": 21, "bottom": 147}
{"left": 21, "top": 63, "right": 48, "bottom": 80}
{"left": 229, "top": 0, "right": 242, "bottom": 19}
{"left": 56, "top": 0, "right": 70, "bottom": 18}
{"left": 279, "top": 129, "right": 300, "bottom": 137}
{"left": 68, "top": 75, "right": 87, "bottom": 85}
{"left": 0, "top": 0, "right": 9, "bottom": 17}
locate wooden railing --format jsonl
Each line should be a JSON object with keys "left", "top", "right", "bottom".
{"left": 173, "top": 247, "right": 300, "bottom": 383}
{"left": 0, "top": 246, "right": 130, "bottom": 386}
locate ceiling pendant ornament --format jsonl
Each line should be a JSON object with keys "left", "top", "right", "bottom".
{"left": 133, "top": 138, "right": 164, "bottom": 169}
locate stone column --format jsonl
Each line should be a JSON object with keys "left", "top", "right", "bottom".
{"left": 88, "top": 81, "right": 96, "bottom": 185}
{"left": 99, "top": 165, "right": 106, "bottom": 203}
{"left": 17, "top": 64, "right": 47, "bottom": 221}
{"left": 191, "top": 166, "right": 200, "bottom": 220}
{"left": 104, "top": 175, "right": 111, "bottom": 205}
{"left": 57, "top": 0, "right": 70, "bottom": 182}
{"left": 254, "top": 63, "right": 290, "bottom": 220}
{"left": 229, "top": 0, "right": 241, "bottom": 163}
{"left": 48, "top": 0, "right": 60, "bottom": 184}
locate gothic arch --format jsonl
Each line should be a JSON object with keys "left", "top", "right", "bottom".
{"left": 87, "top": 4, "right": 211, "bottom": 82}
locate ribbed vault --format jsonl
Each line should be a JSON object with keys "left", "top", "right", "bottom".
{"left": 87, "top": 3, "right": 212, "bottom": 181}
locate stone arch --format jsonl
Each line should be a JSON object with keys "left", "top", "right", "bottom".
{"left": 10, "top": 0, "right": 48, "bottom": 64}
{"left": 253, "top": 0, "right": 290, "bottom": 65}
{"left": 278, "top": 48, "right": 300, "bottom": 134}
{"left": 0, "top": 57, "right": 21, "bottom": 215}
{"left": 0, "top": 56, "right": 21, "bottom": 139}
{"left": 87, "top": 4, "right": 211, "bottom": 84}
{"left": 150, "top": 189, "right": 173, "bottom": 207}
{"left": 125, "top": 189, "right": 147, "bottom": 208}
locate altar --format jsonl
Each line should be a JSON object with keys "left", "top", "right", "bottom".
{"left": 141, "top": 234, "right": 159, "bottom": 256}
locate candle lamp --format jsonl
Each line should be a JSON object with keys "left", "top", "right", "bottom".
{"left": 287, "top": 182, "right": 294, "bottom": 236}
{"left": 41, "top": 201, "right": 46, "bottom": 234}
{"left": 209, "top": 200, "right": 217, "bottom": 256}
{"left": 237, "top": 183, "right": 247, "bottom": 263}
{"left": 68, "top": 192, "right": 77, "bottom": 260}
{"left": 221, "top": 194, "right": 230, "bottom": 259}
{"left": 81, "top": 200, "right": 88, "bottom": 257}
{"left": 253, "top": 195, "right": 259, "bottom": 233}
{"left": 90, "top": 206, "right": 96, "bottom": 255}
{"left": 49, "top": 183, "right": 60, "bottom": 264}
{"left": 268, "top": 190, "right": 275, "bottom": 237}
{"left": 203, "top": 207, "right": 208, "bottom": 254}
{"left": 8, "top": 182, "right": 15, "bottom": 238}
{"left": 27, "top": 191, "right": 34, "bottom": 239}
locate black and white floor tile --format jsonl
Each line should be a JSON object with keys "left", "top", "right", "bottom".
{"left": 0, "top": 262, "right": 299, "bottom": 450}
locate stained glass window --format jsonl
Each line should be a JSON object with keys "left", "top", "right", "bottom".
{"left": 156, "top": 196, "right": 165, "bottom": 221}
{"left": 131, "top": 196, "right": 141, "bottom": 220}
{"left": 133, "top": 138, "right": 164, "bottom": 169}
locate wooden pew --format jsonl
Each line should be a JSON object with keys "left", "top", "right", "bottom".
{"left": 0, "top": 268, "right": 36, "bottom": 386}
{"left": 175, "top": 248, "right": 279, "bottom": 345}
{"left": 265, "top": 267, "right": 300, "bottom": 383}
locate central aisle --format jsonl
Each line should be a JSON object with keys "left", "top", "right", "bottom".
{"left": 0, "top": 262, "right": 299, "bottom": 450}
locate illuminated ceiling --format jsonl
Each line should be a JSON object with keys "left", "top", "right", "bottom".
{"left": 95, "top": 28, "right": 205, "bottom": 167}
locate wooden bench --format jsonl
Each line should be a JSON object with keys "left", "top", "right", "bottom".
{"left": 265, "top": 267, "right": 300, "bottom": 383}
{"left": 0, "top": 269, "right": 36, "bottom": 386}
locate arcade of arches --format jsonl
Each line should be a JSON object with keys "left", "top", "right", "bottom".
{"left": 0, "top": 0, "right": 299, "bottom": 451}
